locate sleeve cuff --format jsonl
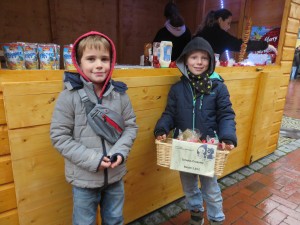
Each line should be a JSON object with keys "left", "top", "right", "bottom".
{"left": 154, "top": 129, "right": 166, "bottom": 137}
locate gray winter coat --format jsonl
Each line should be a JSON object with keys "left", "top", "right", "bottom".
{"left": 50, "top": 74, "right": 137, "bottom": 188}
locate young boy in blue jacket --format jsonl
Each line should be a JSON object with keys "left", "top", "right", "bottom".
{"left": 154, "top": 37, "right": 237, "bottom": 225}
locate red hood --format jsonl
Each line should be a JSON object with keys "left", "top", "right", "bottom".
{"left": 71, "top": 31, "right": 116, "bottom": 98}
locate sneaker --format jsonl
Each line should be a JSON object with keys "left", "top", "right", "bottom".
{"left": 189, "top": 210, "right": 204, "bottom": 225}
{"left": 209, "top": 220, "right": 223, "bottom": 225}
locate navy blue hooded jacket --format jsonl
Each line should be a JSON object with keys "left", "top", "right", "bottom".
{"left": 154, "top": 37, "right": 237, "bottom": 146}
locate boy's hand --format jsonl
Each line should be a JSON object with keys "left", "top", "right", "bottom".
{"left": 219, "top": 141, "right": 235, "bottom": 151}
{"left": 156, "top": 134, "right": 167, "bottom": 141}
{"left": 110, "top": 155, "right": 122, "bottom": 168}
{"left": 98, "top": 156, "right": 111, "bottom": 170}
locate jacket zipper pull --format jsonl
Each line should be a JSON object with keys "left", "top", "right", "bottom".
{"left": 193, "top": 97, "right": 196, "bottom": 114}
{"left": 199, "top": 95, "right": 204, "bottom": 109}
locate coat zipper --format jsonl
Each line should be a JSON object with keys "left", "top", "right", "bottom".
{"left": 188, "top": 83, "right": 204, "bottom": 131}
{"left": 102, "top": 115, "right": 123, "bottom": 133}
{"left": 199, "top": 95, "right": 204, "bottom": 110}
{"left": 188, "top": 83, "right": 196, "bottom": 131}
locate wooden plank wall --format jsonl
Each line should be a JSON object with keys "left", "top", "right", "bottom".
{"left": 246, "top": 0, "right": 300, "bottom": 163}
{"left": 0, "top": 88, "right": 18, "bottom": 224}
{"left": 0, "top": 72, "right": 63, "bottom": 225}
{"left": 0, "top": 0, "right": 285, "bottom": 66}
{"left": 246, "top": 72, "right": 289, "bottom": 163}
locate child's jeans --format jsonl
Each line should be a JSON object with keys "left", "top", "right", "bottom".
{"left": 180, "top": 172, "right": 225, "bottom": 222}
{"left": 72, "top": 179, "right": 124, "bottom": 225}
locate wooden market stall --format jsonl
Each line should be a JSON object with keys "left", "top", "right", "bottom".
{"left": 0, "top": 0, "right": 300, "bottom": 224}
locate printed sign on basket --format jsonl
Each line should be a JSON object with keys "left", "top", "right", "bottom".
{"left": 170, "top": 139, "right": 217, "bottom": 177}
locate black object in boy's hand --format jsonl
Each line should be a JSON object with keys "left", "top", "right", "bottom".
{"left": 109, "top": 155, "right": 118, "bottom": 163}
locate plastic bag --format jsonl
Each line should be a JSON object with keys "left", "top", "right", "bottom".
{"left": 177, "top": 129, "right": 201, "bottom": 142}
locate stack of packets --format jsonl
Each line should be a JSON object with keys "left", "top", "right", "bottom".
{"left": 1, "top": 42, "right": 76, "bottom": 70}
{"left": 170, "top": 129, "right": 219, "bottom": 177}
{"left": 38, "top": 43, "right": 60, "bottom": 70}
{"left": 63, "top": 44, "right": 76, "bottom": 70}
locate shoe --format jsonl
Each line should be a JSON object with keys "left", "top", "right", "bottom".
{"left": 189, "top": 210, "right": 204, "bottom": 225}
{"left": 209, "top": 220, "right": 223, "bottom": 225}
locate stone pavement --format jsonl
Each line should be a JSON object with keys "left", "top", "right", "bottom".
{"left": 127, "top": 116, "right": 300, "bottom": 225}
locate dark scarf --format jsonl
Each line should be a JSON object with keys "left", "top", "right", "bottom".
{"left": 187, "top": 67, "right": 212, "bottom": 95}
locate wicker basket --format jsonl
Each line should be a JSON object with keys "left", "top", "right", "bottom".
{"left": 155, "top": 138, "right": 229, "bottom": 177}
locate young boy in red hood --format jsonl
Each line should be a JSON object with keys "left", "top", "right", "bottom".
{"left": 50, "top": 31, "right": 138, "bottom": 225}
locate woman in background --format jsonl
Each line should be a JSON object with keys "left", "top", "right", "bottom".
{"left": 153, "top": 1, "right": 191, "bottom": 61}
{"left": 194, "top": 9, "right": 277, "bottom": 56}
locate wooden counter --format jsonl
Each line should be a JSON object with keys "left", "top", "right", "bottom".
{"left": 0, "top": 65, "right": 289, "bottom": 225}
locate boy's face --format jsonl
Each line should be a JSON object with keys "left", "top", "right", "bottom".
{"left": 186, "top": 50, "right": 209, "bottom": 75}
{"left": 80, "top": 46, "right": 111, "bottom": 85}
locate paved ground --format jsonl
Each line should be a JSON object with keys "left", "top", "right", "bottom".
{"left": 127, "top": 116, "right": 300, "bottom": 225}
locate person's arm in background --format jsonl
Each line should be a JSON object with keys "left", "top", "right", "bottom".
{"left": 205, "top": 27, "right": 277, "bottom": 55}
{"left": 247, "top": 40, "right": 277, "bottom": 54}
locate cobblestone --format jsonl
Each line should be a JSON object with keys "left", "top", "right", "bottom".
{"left": 229, "top": 172, "right": 245, "bottom": 181}
{"left": 218, "top": 182, "right": 226, "bottom": 190}
{"left": 176, "top": 198, "right": 187, "bottom": 210}
{"left": 265, "top": 153, "right": 280, "bottom": 161}
{"left": 248, "top": 162, "right": 264, "bottom": 171}
{"left": 142, "top": 212, "right": 166, "bottom": 225}
{"left": 286, "top": 142, "right": 300, "bottom": 149}
{"left": 257, "top": 157, "right": 273, "bottom": 166}
{"left": 161, "top": 204, "right": 183, "bottom": 218}
{"left": 128, "top": 221, "right": 142, "bottom": 225}
{"left": 278, "top": 145, "right": 296, "bottom": 152}
{"left": 238, "top": 167, "right": 255, "bottom": 176}
{"left": 219, "top": 177, "right": 238, "bottom": 187}
{"left": 274, "top": 149, "right": 287, "bottom": 157}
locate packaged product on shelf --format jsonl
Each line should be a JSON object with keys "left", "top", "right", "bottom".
{"left": 63, "top": 44, "right": 76, "bottom": 70}
{"left": 2, "top": 43, "right": 26, "bottom": 70}
{"left": 23, "top": 43, "right": 39, "bottom": 69}
{"left": 153, "top": 42, "right": 160, "bottom": 59}
{"left": 38, "top": 44, "right": 57, "bottom": 70}
{"left": 159, "top": 41, "right": 172, "bottom": 68}
{"left": 144, "top": 43, "right": 152, "bottom": 66}
{"left": 55, "top": 44, "right": 60, "bottom": 70}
